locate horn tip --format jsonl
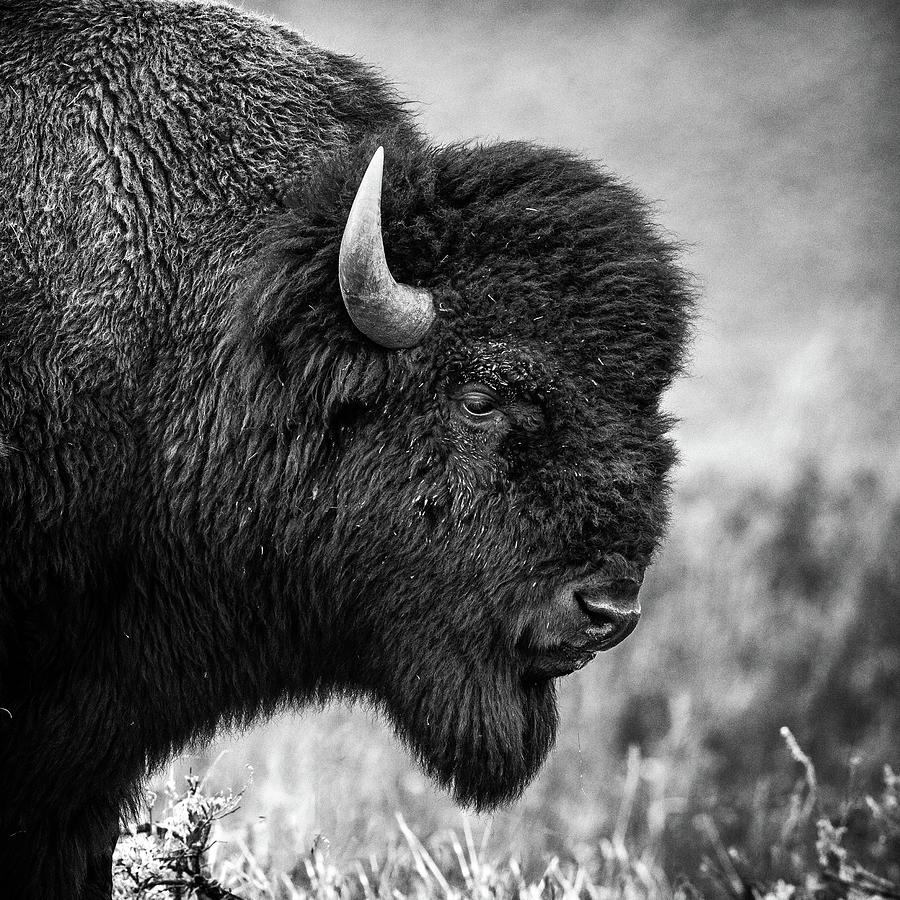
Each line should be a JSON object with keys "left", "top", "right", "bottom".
{"left": 355, "top": 146, "right": 384, "bottom": 198}
{"left": 369, "top": 145, "right": 385, "bottom": 178}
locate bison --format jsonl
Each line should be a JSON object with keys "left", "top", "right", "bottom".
{"left": 0, "top": 0, "right": 693, "bottom": 896}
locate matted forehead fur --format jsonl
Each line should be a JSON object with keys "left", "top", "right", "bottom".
{"left": 237, "top": 126, "right": 691, "bottom": 404}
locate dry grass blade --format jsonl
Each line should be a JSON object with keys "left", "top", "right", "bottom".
{"left": 449, "top": 829, "right": 471, "bottom": 887}
{"left": 396, "top": 812, "right": 454, "bottom": 898}
{"left": 463, "top": 815, "right": 480, "bottom": 882}
{"left": 780, "top": 727, "right": 818, "bottom": 827}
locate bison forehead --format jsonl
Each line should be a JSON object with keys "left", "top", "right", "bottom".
{"left": 246, "top": 133, "right": 691, "bottom": 405}
{"left": 446, "top": 340, "right": 557, "bottom": 395}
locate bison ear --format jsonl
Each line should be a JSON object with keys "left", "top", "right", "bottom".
{"left": 339, "top": 147, "right": 435, "bottom": 349}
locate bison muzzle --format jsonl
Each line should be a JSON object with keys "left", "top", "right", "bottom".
{"left": 0, "top": 0, "right": 694, "bottom": 896}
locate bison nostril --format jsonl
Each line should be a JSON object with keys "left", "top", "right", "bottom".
{"left": 577, "top": 599, "right": 641, "bottom": 649}
{"left": 575, "top": 582, "right": 642, "bottom": 649}
{"left": 541, "top": 569, "right": 644, "bottom": 655}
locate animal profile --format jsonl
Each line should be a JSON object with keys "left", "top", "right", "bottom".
{"left": 0, "top": 0, "right": 693, "bottom": 896}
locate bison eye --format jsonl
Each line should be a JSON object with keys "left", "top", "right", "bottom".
{"left": 456, "top": 387, "right": 503, "bottom": 423}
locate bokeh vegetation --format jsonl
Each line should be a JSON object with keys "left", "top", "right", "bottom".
{"left": 120, "top": 0, "right": 899, "bottom": 895}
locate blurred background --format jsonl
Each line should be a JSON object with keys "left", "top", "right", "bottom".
{"left": 162, "top": 0, "right": 899, "bottom": 884}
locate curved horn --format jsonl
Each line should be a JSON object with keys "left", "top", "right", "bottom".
{"left": 339, "top": 147, "right": 435, "bottom": 349}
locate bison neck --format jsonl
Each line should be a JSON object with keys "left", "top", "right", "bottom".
{"left": 0, "top": 529, "right": 326, "bottom": 828}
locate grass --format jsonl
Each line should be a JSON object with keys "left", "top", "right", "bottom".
{"left": 115, "top": 731, "right": 900, "bottom": 898}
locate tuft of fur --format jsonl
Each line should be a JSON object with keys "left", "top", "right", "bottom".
{"left": 0, "top": 1, "right": 693, "bottom": 897}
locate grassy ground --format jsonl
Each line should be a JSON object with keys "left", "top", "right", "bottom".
{"left": 117, "top": 738, "right": 900, "bottom": 897}
{"left": 126, "top": 0, "right": 900, "bottom": 895}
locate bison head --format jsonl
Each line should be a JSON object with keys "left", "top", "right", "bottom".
{"left": 194, "top": 131, "right": 692, "bottom": 810}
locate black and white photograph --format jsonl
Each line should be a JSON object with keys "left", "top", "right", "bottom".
{"left": 0, "top": 0, "right": 897, "bottom": 897}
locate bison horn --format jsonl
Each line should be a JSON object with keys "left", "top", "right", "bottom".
{"left": 339, "top": 147, "right": 435, "bottom": 349}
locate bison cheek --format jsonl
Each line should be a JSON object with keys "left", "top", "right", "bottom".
{"left": 376, "top": 658, "right": 559, "bottom": 810}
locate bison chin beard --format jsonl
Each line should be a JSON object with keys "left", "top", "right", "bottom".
{"left": 376, "top": 662, "right": 559, "bottom": 811}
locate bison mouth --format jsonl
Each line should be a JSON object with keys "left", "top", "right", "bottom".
{"left": 520, "top": 644, "right": 599, "bottom": 680}
{"left": 518, "top": 620, "right": 638, "bottom": 681}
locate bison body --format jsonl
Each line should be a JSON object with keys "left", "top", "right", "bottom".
{"left": 0, "top": 1, "right": 692, "bottom": 896}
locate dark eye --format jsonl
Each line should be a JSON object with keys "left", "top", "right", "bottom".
{"left": 455, "top": 387, "right": 503, "bottom": 423}
{"left": 461, "top": 392, "right": 498, "bottom": 417}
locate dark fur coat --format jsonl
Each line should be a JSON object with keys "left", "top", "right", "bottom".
{"left": 0, "top": 1, "right": 692, "bottom": 896}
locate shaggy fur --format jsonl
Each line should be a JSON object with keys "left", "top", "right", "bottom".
{"left": 0, "top": 0, "right": 693, "bottom": 896}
